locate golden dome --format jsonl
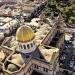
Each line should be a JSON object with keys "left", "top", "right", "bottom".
{"left": 16, "top": 26, "right": 35, "bottom": 42}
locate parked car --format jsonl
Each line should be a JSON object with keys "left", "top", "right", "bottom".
{"left": 69, "top": 60, "right": 74, "bottom": 68}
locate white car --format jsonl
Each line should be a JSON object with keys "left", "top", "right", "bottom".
{"left": 69, "top": 60, "right": 74, "bottom": 68}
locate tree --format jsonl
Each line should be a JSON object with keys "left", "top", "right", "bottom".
{"left": 43, "top": 0, "right": 75, "bottom": 24}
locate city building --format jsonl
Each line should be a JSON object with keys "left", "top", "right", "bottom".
{"left": 0, "top": 17, "right": 20, "bottom": 35}
{"left": 0, "top": 15, "right": 65, "bottom": 75}
{"left": 0, "top": 0, "right": 47, "bottom": 22}
{"left": 58, "top": 15, "right": 75, "bottom": 75}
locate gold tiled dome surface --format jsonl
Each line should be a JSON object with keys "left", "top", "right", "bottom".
{"left": 16, "top": 26, "right": 35, "bottom": 42}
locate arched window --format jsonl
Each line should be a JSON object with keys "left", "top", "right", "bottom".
{"left": 43, "top": 68, "right": 48, "bottom": 72}
{"left": 45, "top": 68, "right": 48, "bottom": 72}
{"left": 34, "top": 64, "right": 39, "bottom": 69}
{"left": 19, "top": 44, "right": 23, "bottom": 49}
{"left": 31, "top": 43, "right": 33, "bottom": 47}
{"left": 21, "top": 45, "right": 23, "bottom": 49}
{"left": 24, "top": 45, "right": 26, "bottom": 49}
{"left": 27, "top": 44, "right": 30, "bottom": 49}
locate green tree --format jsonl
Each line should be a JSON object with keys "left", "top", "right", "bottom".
{"left": 43, "top": 0, "right": 75, "bottom": 24}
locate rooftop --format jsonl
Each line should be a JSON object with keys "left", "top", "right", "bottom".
{"left": 1, "top": 18, "right": 54, "bottom": 49}
{"left": 0, "top": 0, "right": 47, "bottom": 17}
{"left": 0, "top": 17, "right": 19, "bottom": 33}
{"left": 38, "top": 45, "right": 59, "bottom": 63}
